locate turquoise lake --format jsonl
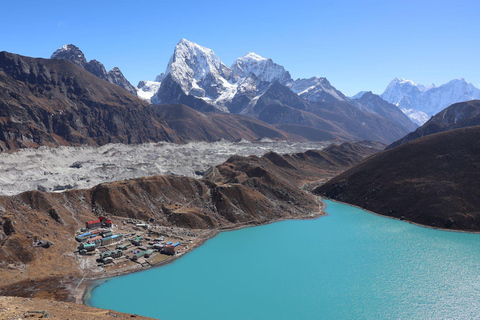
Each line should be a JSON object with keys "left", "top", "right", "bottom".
{"left": 87, "top": 200, "right": 480, "bottom": 319}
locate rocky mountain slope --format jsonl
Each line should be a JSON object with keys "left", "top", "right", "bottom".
{"left": 244, "top": 81, "right": 414, "bottom": 143}
{"left": 0, "top": 51, "right": 178, "bottom": 151}
{"left": 316, "top": 126, "right": 480, "bottom": 231}
{"left": 153, "top": 104, "right": 303, "bottom": 142}
{"left": 0, "top": 142, "right": 382, "bottom": 299}
{"left": 387, "top": 100, "right": 480, "bottom": 149}
{"left": 291, "top": 77, "right": 349, "bottom": 103}
{"left": 350, "top": 91, "right": 418, "bottom": 133}
{"left": 51, "top": 44, "right": 136, "bottom": 95}
{"left": 381, "top": 78, "right": 480, "bottom": 124}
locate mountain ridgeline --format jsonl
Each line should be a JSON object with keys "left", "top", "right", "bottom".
{"left": 137, "top": 39, "right": 418, "bottom": 144}
{"left": 387, "top": 100, "right": 480, "bottom": 149}
{"left": 51, "top": 44, "right": 137, "bottom": 95}
{"left": 380, "top": 77, "right": 480, "bottom": 125}
{"left": 0, "top": 52, "right": 307, "bottom": 151}
{"left": 0, "top": 51, "right": 178, "bottom": 151}
{"left": 316, "top": 126, "right": 480, "bottom": 231}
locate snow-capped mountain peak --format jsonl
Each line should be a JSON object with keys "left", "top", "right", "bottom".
{"left": 384, "top": 78, "right": 435, "bottom": 93}
{"left": 162, "top": 38, "right": 232, "bottom": 98}
{"left": 242, "top": 52, "right": 267, "bottom": 62}
{"left": 230, "top": 52, "right": 292, "bottom": 85}
{"left": 381, "top": 77, "right": 480, "bottom": 124}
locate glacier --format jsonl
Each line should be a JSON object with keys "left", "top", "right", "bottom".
{"left": 0, "top": 140, "right": 331, "bottom": 196}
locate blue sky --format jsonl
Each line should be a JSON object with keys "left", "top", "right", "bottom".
{"left": 1, "top": 0, "right": 479, "bottom": 96}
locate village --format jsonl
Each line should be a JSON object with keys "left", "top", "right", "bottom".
{"left": 74, "top": 215, "right": 203, "bottom": 270}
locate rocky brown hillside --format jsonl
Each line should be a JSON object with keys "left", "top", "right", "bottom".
{"left": 387, "top": 100, "right": 480, "bottom": 149}
{"left": 51, "top": 44, "right": 137, "bottom": 95}
{"left": 316, "top": 126, "right": 480, "bottom": 231}
{"left": 0, "top": 296, "right": 154, "bottom": 319}
{"left": 0, "top": 51, "right": 178, "bottom": 151}
{"left": 153, "top": 104, "right": 304, "bottom": 142}
{"left": 0, "top": 142, "right": 382, "bottom": 300}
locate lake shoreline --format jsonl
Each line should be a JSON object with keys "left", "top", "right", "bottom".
{"left": 79, "top": 199, "right": 327, "bottom": 306}
{"left": 323, "top": 197, "right": 480, "bottom": 234}
{"left": 81, "top": 196, "right": 480, "bottom": 307}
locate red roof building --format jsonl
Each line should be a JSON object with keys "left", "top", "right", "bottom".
{"left": 86, "top": 219, "right": 101, "bottom": 229}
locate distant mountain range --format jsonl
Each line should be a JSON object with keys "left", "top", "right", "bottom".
{"left": 51, "top": 41, "right": 480, "bottom": 130}
{"left": 134, "top": 39, "right": 417, "bottom": 143}
{"left": 379, "top": 78, "right": 480, "bottom": 125}
{"left": 3, "top": 40, "right": 479, "bottom": 150}
{"left": 0, "top": 51, "right": 308, "bottom": 151}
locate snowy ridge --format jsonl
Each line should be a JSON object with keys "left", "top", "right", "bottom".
{"left": 138, "top": 39, "right": 350, "bottom": 111}
{"left": 164, "top": 38, "right": 232, "bottom": 98}
{"left": 382, "top": 77, "right": 480, "bottom": 124}
{"left": 137, "top": 80, "right": 161, "bottom": 101}
{"left": 231, "top": 52, "right": 292, "bottom": 85}
{"left": 400, "top": 108, "right": 429, "bottom": 126}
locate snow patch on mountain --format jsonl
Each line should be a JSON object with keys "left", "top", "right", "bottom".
{"left": 400, "top": 108, "right": 429, "bottom": 126}
{"left": 137, "top": 81, "right": 161, "bottom": 101}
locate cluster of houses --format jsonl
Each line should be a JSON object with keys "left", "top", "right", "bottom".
{"left": 75, "top": 216, "right": 181, "bottom": 266}
{"left": 76, "top": 216, "right": 123, "bottom": 255}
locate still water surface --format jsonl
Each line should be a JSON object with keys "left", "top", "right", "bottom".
{"left": 87, "top": 200, "right": 480, "bottom": 319}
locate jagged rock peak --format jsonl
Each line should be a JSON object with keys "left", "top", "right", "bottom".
{"left": 231, "top": 52, "right": 292, "bottom": 85}
{"left": 51, "top": 44, "right": 87, "bottom": 67}
{"left": 167, "top": 38, "right": 231, "bottom": 82}
{"left": 50, "top": 44, "right": 136, "bottom": 95}
{"left": 291, "top": 76, "right": 349, "bottom": 102}
{"left": 153, "top": 38, "right": 233, "bottom": 102}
